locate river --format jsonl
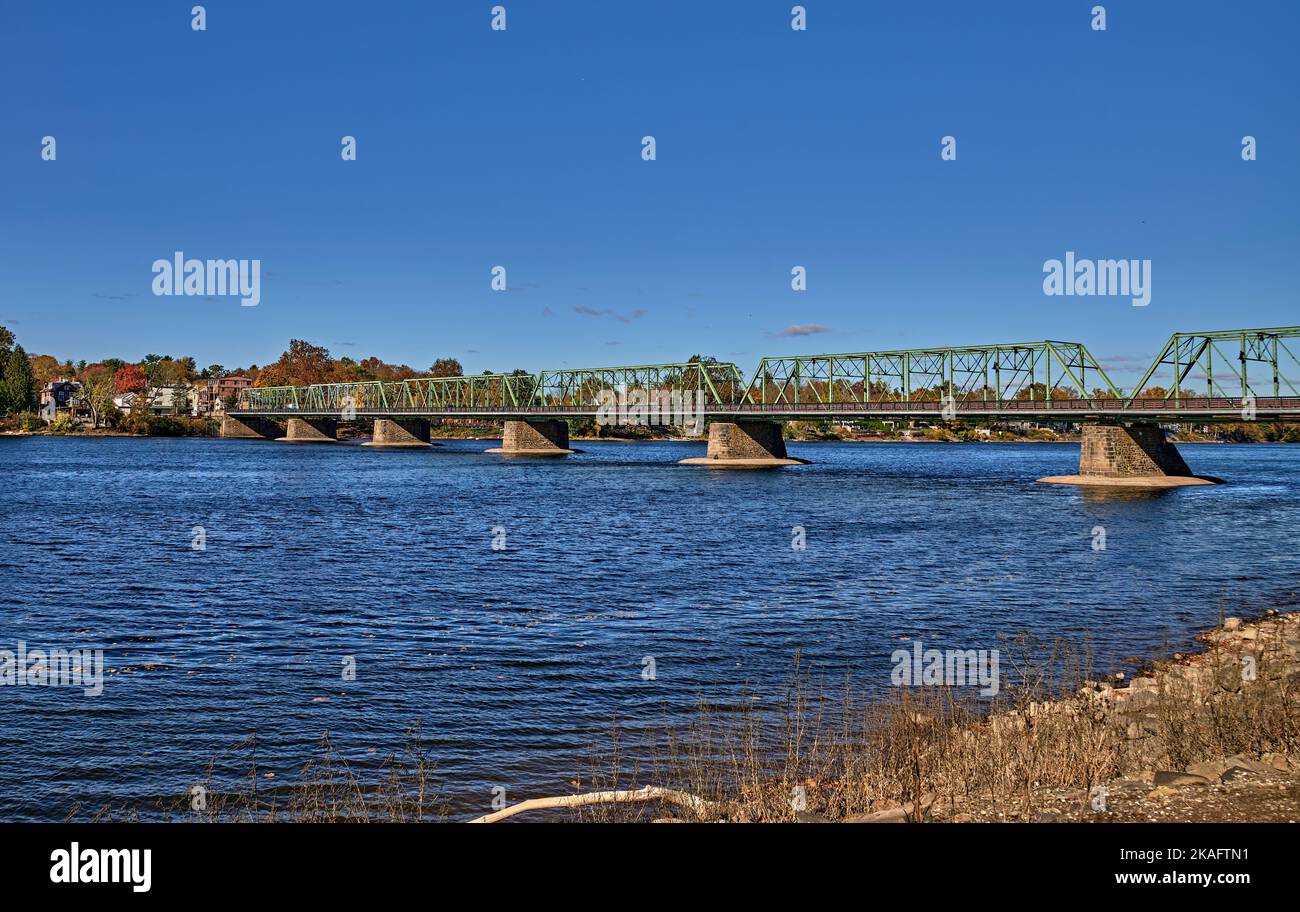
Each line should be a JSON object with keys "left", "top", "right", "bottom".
{"left": 1, "top": 436, "right": 1296, "bottom": 820}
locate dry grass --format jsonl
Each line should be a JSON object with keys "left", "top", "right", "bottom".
{"left": 573, "top": 625, "right": 1300, "bottom": 822}
{"left": 66, "top": 726, "right": 449, "bottom": 823}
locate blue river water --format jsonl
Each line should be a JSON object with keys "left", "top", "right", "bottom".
{"left": 1, "top": 436, "right": 1297, "bottom": 820}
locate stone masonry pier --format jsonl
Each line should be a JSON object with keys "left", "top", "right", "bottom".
{"left": 279, "top": 417, "right": 339, "bottom": 443}
{"left": 486, "top": 419, "right": 574, "bottom": 456}
{"left": 1039, "top": 423, "right": 1220, "bottom": 487}
{"left": 220, "top": 415, "right": 282, "bottom": 439}
{"left": 679, "top": 420, "right": 808, "bottom": 468}
{"left": 364, "top": 418, "right": 435, "bottom": 448}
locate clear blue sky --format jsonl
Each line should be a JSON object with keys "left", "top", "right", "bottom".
{"left": 1, "top": 1, "right": 1296, "bottom": 388}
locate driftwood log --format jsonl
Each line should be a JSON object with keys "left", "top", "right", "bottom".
{"left": 469, "top": 785, "right": 718, "bottom": 823}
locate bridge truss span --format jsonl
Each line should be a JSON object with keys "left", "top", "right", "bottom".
{"left": 1127, "top": 327, "right": 1300, "bottom": 405}
{"left": 231, "top": 326, "right": 1300, "bottom": 423}
{"left": 532, "top": 360, "right": 747, "bottom": 410}
{"left": 742, "top": 340, "right": 1120, "bottom": 409}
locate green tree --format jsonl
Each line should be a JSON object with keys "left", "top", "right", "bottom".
{"left": 1, "top": 345, "right": 35, "bottom": 415}
{"left": 0, "top": 326, "right": 11, "bottom": 414}
{"left": 509, "top": 368, "right": 538, "bottom": 403}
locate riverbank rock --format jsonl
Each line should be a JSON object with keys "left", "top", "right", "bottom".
{"left": 1186, "top": 759, "right": 1237, "bottom": 782}
{"left": 1152, "top": 771, "right": 1212, "bottom": 788}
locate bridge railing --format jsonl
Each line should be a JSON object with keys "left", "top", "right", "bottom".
{"left": 723, "top": 396, "right": 1300, "bottom": 415}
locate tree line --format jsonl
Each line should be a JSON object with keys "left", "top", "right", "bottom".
{"left": 248, "top": 339, "right": 467, "bottom": 388}
{"left": 0, "top": 326, "right": 476, "bottom": 426}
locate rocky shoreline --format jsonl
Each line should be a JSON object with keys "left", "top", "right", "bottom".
{"left": 843, "top": 611, "right": 1300, "bottom": 824}
{"left": 569, "top": 610, "right": 1300, "bottom": 824}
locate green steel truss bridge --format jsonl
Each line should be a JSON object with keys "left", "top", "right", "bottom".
{"left": 233, "top": 327, "right": 1300, "bottom": 423}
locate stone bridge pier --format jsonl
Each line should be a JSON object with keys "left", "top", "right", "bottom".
{"left": 220, "top": 415, "right": 282, "bottom": 439}
{"left": 364, "top": 418, "right": 436, "bottom": 448}
{"left": 679, "top": 420, "right": 808, "bottom": 468}
{"left": 1039, "top": 423, "right": 1219, "bottom": 487}
{"left": 279, "top": 417, "right": 339, "bottom": 443}
{"left": 486, "top": 419, "right": 575, "bottom": 456}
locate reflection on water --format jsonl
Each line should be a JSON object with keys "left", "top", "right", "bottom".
{"left": 0, "top": 437, "right": 1296, "bottom": 819}
{"left": 1073, "top": 486, "right": 1180, "bottom": 504}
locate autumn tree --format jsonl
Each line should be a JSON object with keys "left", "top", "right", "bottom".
{"left": 78, "top": 363, "right": 118, "bottom": 427}
{"left": 27, "top": 354, "right": 64, "bottom": 385}
{"left": 329, "top": 357, "right": 368, "bottom": 383}
{"left": 429, "top": 357, "right": 463, "bottom": 378}
{"left": 159, "top": 358, "right": 195, "bottom": 415}
{"left": 359, "top": 356, "right": 418, "bottom": 381}
{"left": 115, "top": 364, "right": 145, "bottom": 395}
{"left": 255, "top": 339, "right": 334, "bottom": 387}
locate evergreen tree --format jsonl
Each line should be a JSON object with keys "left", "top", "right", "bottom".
{"left": 0, "top": 327, "right": 11, "bottom": 414}
{"left": 1, "top": 345, "right": 34, "bottom": 415}
{"left": 0, "top": 357, "right": 7, "bottom": 415}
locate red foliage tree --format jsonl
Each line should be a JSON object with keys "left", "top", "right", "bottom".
{"left": 254, "top": 339, "right": 333, "bottom": 388}
{"left": 115, "top": 363, "right": 145, "bottom": 395}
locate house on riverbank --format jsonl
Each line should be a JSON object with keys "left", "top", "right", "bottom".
{"left": 38, "top": 378, "right": 88, "bottom": 425}
{"left": 194, "top": 375, "right": 253, "bottom": 416}
{"left": 113, "top": 387, "right": 189, "bottom": 416}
